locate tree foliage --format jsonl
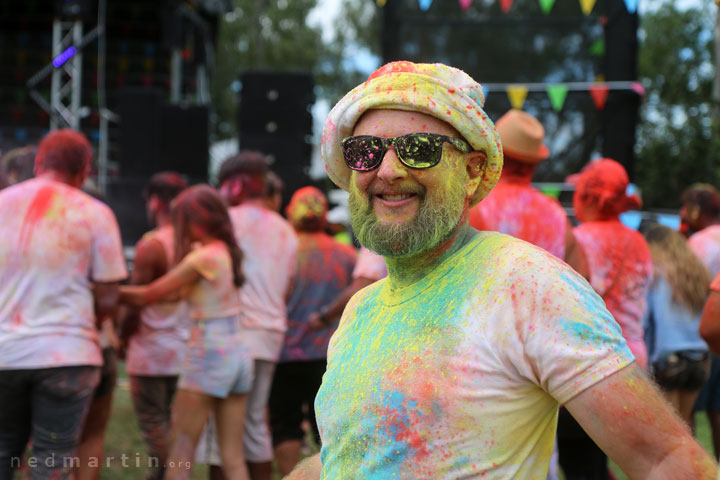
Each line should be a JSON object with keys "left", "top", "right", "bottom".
{"left": 210, "top": 0, "right": 380, "bottom": 140}
{"left": 635, "top": 1, "right": 719, "bottom": 209}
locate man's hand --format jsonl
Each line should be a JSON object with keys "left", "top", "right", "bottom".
{"left": 283, "top": 453, "right": 321, "bottom": 480}
{"left": 308, "top": 312, "right": 329, "bottom": 331}
{"left": 565, "top": 362, "right": 717, "bottom": 479}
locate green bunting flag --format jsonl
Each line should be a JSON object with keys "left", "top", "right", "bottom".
{"left": 588, "top": 38, "right": 605, "bottom": 56}
{"left": 546, "top": 84, "right": 568, "bottom": 112}
{"left": 539, "top": 0, "right": 555, "bottom": 14}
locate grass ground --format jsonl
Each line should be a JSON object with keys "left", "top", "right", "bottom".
{"left": 18, "top": 363, "right": 717, "bottom": 479}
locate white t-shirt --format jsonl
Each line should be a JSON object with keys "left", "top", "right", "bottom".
{"left": 315, "top": 232, "right": 633, "bottom": 479}
{"left": 126, "top": 226, "right": 190, "bottom": 376}
{"left": 229, "top": 203, "right": 298, "bottom": 361}
{"left": 0, "top": 177, "right": 127, "bottom": 369}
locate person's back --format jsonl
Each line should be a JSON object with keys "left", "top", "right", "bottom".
{"left": 471, "top": 182, "right": 567, "bottom": 258}
{"left": 230, "top": 203, "right": 298, "bottom": 335}
{"left": 574, "top": 221, "right": 652, "bottom": 348}
{"left": 0, "top": 176, "right": 125, "bottom": 366}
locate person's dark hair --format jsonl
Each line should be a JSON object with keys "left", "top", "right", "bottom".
{"left": 265, "top": 171, "right": 284, "bottom": 199}
{"left": 171, "top": 185, "right": 244, "bottom": 287}
{"left": 35, "top": 129, "right": 92, "bottom": 175}
{"left": 217, "top": 150, "right": 268, "bottom": 199}
{"left": 681, "top": 183, "right": 720, "bottom": 219}
{"left": 2, "top": 146, "right": 36, "bottom": 183}
{"left": 145, "top": 171, "right": 188, "bottom": 205}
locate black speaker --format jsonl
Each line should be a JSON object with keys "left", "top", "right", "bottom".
{"left": 104, "top": 177, "right": 151, "bottom": 247}
{"left": 118, "top": 88, "right": 209, "bottom": 180}
{"left": 237, "top": 72, "right": 315, "bottom": 202}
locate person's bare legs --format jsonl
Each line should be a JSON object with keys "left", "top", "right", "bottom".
{"left": 274, "top": 440, "right": 302, "bottom": 476}
{"left": 215, "top": 393, "right": 250, "bottom": 480}
{"left": 166, "top": 389, "right": 215, "bottom": 480}
{"left": 677, "top": 390, "right": 703, "bottom": 430}
{"left": 75, "top": 392, "right": 114, "bottom": 480}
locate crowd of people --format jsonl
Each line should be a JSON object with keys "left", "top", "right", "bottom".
{"left": 2, "top": 60, "right": 720, "bottom": 480}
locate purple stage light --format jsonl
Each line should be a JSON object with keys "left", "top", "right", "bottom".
{"left": 52, "top": 46, "right": 77, "bottom": 68}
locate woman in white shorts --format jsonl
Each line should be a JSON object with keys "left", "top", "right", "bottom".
{"left": 121, "top": 185, "right": 252, "bottom": 480}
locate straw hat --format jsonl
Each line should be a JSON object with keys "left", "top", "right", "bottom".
{"left": 495, "top": 109, "right": 549, "bottom": 163}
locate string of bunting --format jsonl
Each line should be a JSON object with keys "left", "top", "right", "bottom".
{"left": 481, "top": 81, "right": 645, "bottom": 111}
{"left": 380, "top": 0, "right": 638, "bottom": 15}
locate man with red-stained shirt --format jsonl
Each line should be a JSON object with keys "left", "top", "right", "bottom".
{"left": 0, "top": 129, "right": 127, "bottom": 479}
{"left": 469, "top": 109, "right": 588, "bottom": 279}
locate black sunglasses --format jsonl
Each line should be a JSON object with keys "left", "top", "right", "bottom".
{"left": 341, "top": 133, "right": 472, "bottom": 172}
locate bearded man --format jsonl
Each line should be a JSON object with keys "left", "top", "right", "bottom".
{"left": 285, "top": 61, "right": 716, "bottom": 479}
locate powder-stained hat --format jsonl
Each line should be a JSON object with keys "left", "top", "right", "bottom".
{"left": 321, "top": 61, "right": 503, "bottom": 207}
{"left": 571, "top": 158, "right": 641, "bottom": 215}
{"left": 495, "top": 109, "right": 549, "bottom": 163}
{"left": 286, "top": 186, "right": 328, "bottom": 226}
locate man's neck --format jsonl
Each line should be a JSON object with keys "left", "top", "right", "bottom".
{"left": 37, "top": 170, "right": 80, "bottom": 188}
{"left": 239, "top": 198, "right": 266, "bottom": 209}
{"left": 384, "top": 222, "right": 476, "bottom": 290}
{"left": 155, "top": 211, "right": 172, "bottom": 228}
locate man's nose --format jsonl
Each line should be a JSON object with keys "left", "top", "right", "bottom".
{"left": 376, "top": 147, "right": 408, "bottom": 183}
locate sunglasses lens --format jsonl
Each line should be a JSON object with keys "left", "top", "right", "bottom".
{"left": 396, "top": 134, "right": 443, "bottom": 169}
{"left": 342, "top": 136, "right": 385, "bottom": 171}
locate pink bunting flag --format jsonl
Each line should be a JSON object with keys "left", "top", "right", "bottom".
{"left": 589, "top": 84, "right": 609, "bottom": 110}
{"left": 631, "top": 82, "right": 646, "bottom": 96}
{"left": 500, "top": 0, "right": 513, "bottom": 12}
{"left": 459, "top": 0, "right": 473, "bottom": 11}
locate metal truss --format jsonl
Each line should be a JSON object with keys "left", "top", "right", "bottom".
{"left": 50, "top": 19, "right": 84, "bottom": 130}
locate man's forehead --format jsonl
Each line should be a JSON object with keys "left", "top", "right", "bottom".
{"left": 353, "top": 109, "right": 462, "bottom": 137}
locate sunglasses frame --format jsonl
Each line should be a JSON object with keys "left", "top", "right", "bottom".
{"left": 341, "top": 133, "right": 473, "bottom": 172}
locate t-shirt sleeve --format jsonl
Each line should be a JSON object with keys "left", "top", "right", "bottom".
{"left": 710, "top": 272, "right": 720, "bottom": 293}
{"left": 496, "top": 244, "right": 634, "bottom": 405}
{"left": 90, "top": 204, "right": 128, "bottom": 282}
{"left": 182, "top": 244, "right": 224, "bottom": 281}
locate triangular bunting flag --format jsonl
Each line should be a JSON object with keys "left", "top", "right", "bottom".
{"left": 589, "top": 84, "right": 609, "bottom": 110}
{"left": 579, "top": 0, "right": 596, "bottom": 15}
{"left": 419, "top": 0, "right": 433, "bottom": 10}
{"left": 377, "top": 0, "right": 387, "bottom": 5}
{"left": 546, "top": 84, "right": 568, "bottom": 112}
{"left": 588, "top": 38, "right": 605, "bottom": 56}
{"left": 623, "top": 0, "right": 638, "bottom": 13}
{"left": 539, "top": 0, "right": 555, "bottom": 14}
{"left": 482, "top": 85, "right": 489, "bottom": 103}
{"left": 631, "top": 82, "right": 646, "bottom": 96}
{"left": 459, "top": 0, "right": 472, "bottom": 11}
{"left": 506, "top": 85, "right": 528, "bottom": 110}
{"left": 499, "top": 0, "right": 513, "bottom": 12}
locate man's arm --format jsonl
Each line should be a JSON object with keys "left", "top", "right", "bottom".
{"left": 565, "top": 363, "right": 717, "bottom": 479}
{"left": 699, "top": 290, "right": 720, "bottom": 355}
{"left": 93, "top": 281, "right": 120, "bottom": 328}
{"left": 283, "top": 453, "right": 321, "bottom": 480}
{"left": 564, "top": 219, "right": 590, "bottom": 280}
{"left": 118, "top": 237, "right": 166, "bottom": 345}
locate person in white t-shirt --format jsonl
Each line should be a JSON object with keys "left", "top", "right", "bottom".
{"left": 215, "top": 152, "right": 298, "bottom": 480}
{"left": 120, "top": 172, "right": 189, "bottom": 480}
{"left": 285, "top": 61, "right": 717, "bottom": 479}
{"left": 0, "top": 129, "right": 127, "bottom": 479}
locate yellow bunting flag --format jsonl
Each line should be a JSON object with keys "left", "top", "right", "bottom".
{"left": 506, "top": 85, "right": 528, "bottom": 110}
{"left": 579, "top": 0, "right": 596, "bottom": 15}
{"left": 377, "top": 0, "right": 387, "bottom": 6}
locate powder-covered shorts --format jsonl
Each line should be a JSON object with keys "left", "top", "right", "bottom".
{"left": 178, "top": 316, "right": 253, "bottom": 398}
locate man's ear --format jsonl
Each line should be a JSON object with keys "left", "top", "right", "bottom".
{"left": 465, "top": 151, "right": 487, "bottom": 199}
{"left": 231, "top": 177, "right": 243, "bottom": 198}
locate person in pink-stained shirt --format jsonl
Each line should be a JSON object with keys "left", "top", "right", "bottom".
{"left": 469, "top": 109, "right": 588, "bottom": 280}
{"left": 0, "top": 129, "right": 127, "bottom": 479}
{"left": 560, "top": 158, "right": 652, "bottom": 480}
{"left": 681, "top": 184, "right": 720, "bottom": 458}
{"left": 120, "top": 172, "right": 189, "bottom": 480}
{"left": 216, "top": 151, "right": 298, "bottom": 480}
